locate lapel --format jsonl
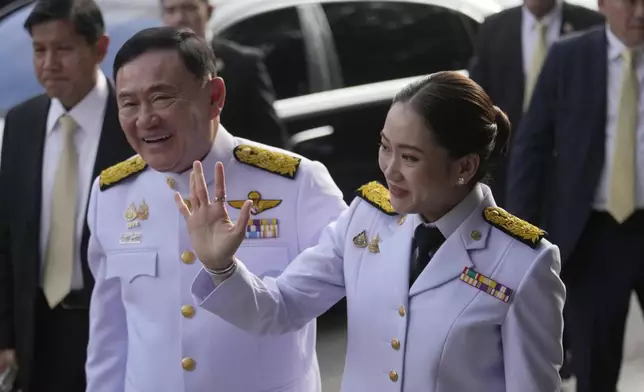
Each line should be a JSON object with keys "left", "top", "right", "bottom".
{"left": 374, "top": 214, "right": 414, "bottom": 302}
{"left": 90, "top": 81, "right": 125, "bottom": 181}
{"left": 409, "top": 200, "right": 492, "bottom": 297}
{"left": 559, "top": 3, "right": 578, "bottom": 36}
{"left": 23, "top": 95, "right": 51, "bottom": 242}
{"left": 587, "top": 29, "right": 609, "bottom": 172}
{"left": 506, "top": 8, "right": 525, "bottom": 97}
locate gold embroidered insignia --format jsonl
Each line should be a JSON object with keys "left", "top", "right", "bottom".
{"left": 100, "top": 155, "right": 147, "bottom": 191}
{"left": 368, "top": 234, "right": 381, "bottom": 254}
{"left": 356, "top": 181, "right": 397, "bottom": 216}
{"left": 137, "top": 199, "right": 149, "bottom": 220}
{"left": 233, "top": 144, "right": 301, "bottom": 179}
{"left": 483, "top": 207, "right": 546, "bottom": 249}
{"left": 228, "top": 191, "right": 281, "bottom": 215}
{"left": 353, "top": 230, "right": 368, "bottom": 248}
{"left": 397, "top": 215, "right": 407, "bottom": 225}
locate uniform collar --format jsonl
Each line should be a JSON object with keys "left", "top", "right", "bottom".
{"left": 46, "top": 70, "right": 108, "bottom": 136}
{"left": 415, "top": 183, "right": 487, "bottom": 241}
{"left": 161, "top": 124, "right": 237, "bottom": 194}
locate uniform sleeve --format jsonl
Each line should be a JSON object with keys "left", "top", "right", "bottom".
{"left": 192, "top": 199, "right": 360, "bottom": 336}
{"left": 295, "top": 160, "right": 348, "bottom": 251}
{"left": 85, "top": 179, "right": 128, "bottom": 392}
{"left": 502, "top": 243, "right": 565, "bottom": 392}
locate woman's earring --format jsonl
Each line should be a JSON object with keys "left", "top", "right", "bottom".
{"left": 457, "top": 177, "right": 465, "bottom": 185}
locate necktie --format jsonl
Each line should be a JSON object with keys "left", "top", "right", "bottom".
{"left": 43, "top": 114, "right": 79, "bottom": 308}
{"left": 410, "top": 225, "right": 445, "bottom": 287}
{"left": 524, "top": 21, "right": 548, "bottom": 112}
{"left": 607, "top": 49, "right": 638, "bottom": 224}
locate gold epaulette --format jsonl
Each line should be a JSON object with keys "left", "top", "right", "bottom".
{"left": 233, "top": 144, "right": 301, "bottom": 179}
{"left": 356, "top": 181, "right": 397, "bottom": 216}
{"left": 99, "top": 155, "right": 147, "bottom": 191}
{"left": 483, "top": 207, "right": 546, "bottom": 249}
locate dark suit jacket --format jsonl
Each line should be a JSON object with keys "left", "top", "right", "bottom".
{"left": 505, "top": 26, "right": 608, "bottom": 262}
{"left": 0, "top": 83, "right": 134, "bottom": 390}
{"left": 212, "top": 38, "right": 290, "bottom": 149}
{"left": 468, "top": 3, "right": 604, "bottom": 206}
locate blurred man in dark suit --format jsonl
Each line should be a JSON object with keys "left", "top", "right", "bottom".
{"left": 0, "top": 0, "right": 134, "bottom": 390}
{"left": 161, "top": 0, "right": 289, "bottom": 149}
{"left": 506, "top": 0, "right": 644, "bottom": 390}
{"left": 469, "top": 0, "right": 604, "bottom": 207}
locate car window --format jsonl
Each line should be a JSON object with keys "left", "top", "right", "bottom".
{"left": 218, "top": 7, "right": 310, "bottom": 100}
{"left": 0, "top": 3, "right": 161, "bottom": 115}
{"left": 322, "top": 1, "right": 479, "bottom": 88}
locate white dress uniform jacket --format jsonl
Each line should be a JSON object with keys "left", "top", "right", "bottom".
{"left": 192, "top": 182, "right": 566, "bottom": 392}
{"left": 85, "top": 127, "right": 348, "bottom": 392}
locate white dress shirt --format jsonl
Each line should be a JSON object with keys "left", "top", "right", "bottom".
{"left": 40, "top": 70, "right": 108, "bottom": 290}
{"left": 521, "top": 0, "right": 564, "bottom": 77}
{"left": 593, "top": 27, "right": 644, "bottom": 209}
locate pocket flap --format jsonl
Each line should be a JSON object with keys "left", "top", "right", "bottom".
{"left": 106, "top": 251, "right": 158, "bottom": 283}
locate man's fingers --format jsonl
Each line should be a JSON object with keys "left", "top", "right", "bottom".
{"left": 214, "top": 161, "right": 227, "bottom": 201}
{"left": 174, "top": 192, "right": 191, "bottom": 219}
{"left": 189, "top": 171, "right": 201, "bottom": 210}
{"left": 193, "top": 161, "right": 211, "bottom": 207}
{"left": 234, "top": 200, "right": 253, "bottom": 237}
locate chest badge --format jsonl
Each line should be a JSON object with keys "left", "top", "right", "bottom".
{"left": 124, "top": 200, "right": 149, "bottom": 230}
{"left": 353, "top": 230, "right": 368, "bottom": 248}
{"left": 459, "top": 267, "right": 514, "bottom": 303}
{"left": 229, "top": 191, "right": 281, "bottom": 215}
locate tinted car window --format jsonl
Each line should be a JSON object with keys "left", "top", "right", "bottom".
{"left": 0, "top": 3, "right": 161, "bottom": 115}
{"left": 218, "top": 7, "right": 309, "bottom": 100}
{"left": 323, "top": 1, "right": 478, "bottom": 87}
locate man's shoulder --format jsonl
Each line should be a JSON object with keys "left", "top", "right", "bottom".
{"left": 564, "top": 2, "right": 605, "bottom": 24}
{"left": 552, "top": 25, "right": 604, "bottom": 54}
{"left": 96, "top": 154, "right": 149, "bottom": 193}
{"left": 5, "top": 93, "right": 50, "bottom": 120}
{"left": 232, "top": 138, "right": 315, "bottom": 181}
{"left": 481, "top": 6, "right": 521, "bottom": 29}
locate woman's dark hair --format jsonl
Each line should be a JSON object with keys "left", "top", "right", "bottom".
{"left": 392, "top": 71, "right": 511, "bottom": 184}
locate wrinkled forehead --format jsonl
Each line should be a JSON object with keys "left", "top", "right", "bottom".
{"left": 116, "top": 50, "right": 196, "bottom": 94}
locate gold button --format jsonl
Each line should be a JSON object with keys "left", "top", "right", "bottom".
{"left": 391, "top": 339, "right": 401, "bottom": 350}
{"left": 181, "top": 357, "right": 196, "bottom": 371}
{"left": 398, "top": 306, "right": 406, "bottom": 317}
{"left": 389, "top": 370, "right": 399, "bottom": 382}
{"left": 166, "top": 177, "right": 177, "bottom": 189}
{"left": 181, "top": 251, "right": 195, "bottom": 264}
{"left": 470, "top": 230, "right": 481, "bottom": 241}
{"left": 181, "top": 305, "right": 195, "bottom": 318}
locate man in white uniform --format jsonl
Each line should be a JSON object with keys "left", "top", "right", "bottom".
{"left": 84, "top": 26, "right": 347, "bottom": 392}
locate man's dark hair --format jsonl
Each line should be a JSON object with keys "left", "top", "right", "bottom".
{"left": 113, "top": 27, "right": 217, "bottom": 80}
{"left": 24, "top": 0, "right": 105, "bottom": 44}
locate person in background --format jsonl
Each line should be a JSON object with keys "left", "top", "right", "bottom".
{"left": 84, "top": 27, "right": 347, "bottom": 392}
{"left": 468, "top": 0, "right": 603, "bottom": 208}
{"left": 160, "top": 0, "right": 290, "bottom": 149}
{"left": 0, "top": 0, "right": 134, "bottom": 391}
{"left": 505, "top": 0, "right": 644, "bottom": 390}
{"left": 181, "top": 71, "right": 566, "bottom": 392}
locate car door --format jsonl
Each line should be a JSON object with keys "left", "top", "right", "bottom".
{"left": 217, "top": 4, "right": 337, "bottom": 101}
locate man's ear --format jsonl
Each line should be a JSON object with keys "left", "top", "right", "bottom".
{"left": 209, "top": 76, "right": 226, "bottom": 118}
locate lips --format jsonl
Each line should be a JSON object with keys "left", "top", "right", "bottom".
{"left": 388, "top": 183, "right": 409, "bottom": 197}
{"left": 143, "top": 135, "right": 172, "bottom": 143}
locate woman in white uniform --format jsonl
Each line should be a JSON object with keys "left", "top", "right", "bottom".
{"left": 176, "top": 71, "right": 566, "bottom": 391}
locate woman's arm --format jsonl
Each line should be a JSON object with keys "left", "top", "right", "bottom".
{"left": 502, "top": 244, "right": 566, "bottom": 392}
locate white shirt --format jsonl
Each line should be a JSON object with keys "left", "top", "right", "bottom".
{"left": 521, "top": 0, "right": 564, "bottom": 77}
{"left": 593, "top": 26, "right": 644, "bottom": 209}
{"left": 40, "top": 70, "right": 108, "bottom": 289}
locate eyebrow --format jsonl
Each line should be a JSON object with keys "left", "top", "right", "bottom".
{"left": 380, "top": 132, "right": 426, "bottom": 154}
{"left": 117, "top": 83, "right": 177, "bottom": 99}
